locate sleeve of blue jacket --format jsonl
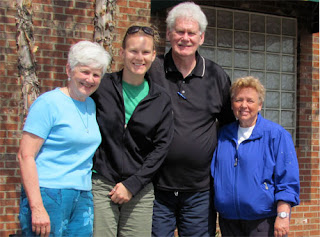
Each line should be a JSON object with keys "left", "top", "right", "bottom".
{"left": 273, "top": 129, "right": 300, "bottom": 207}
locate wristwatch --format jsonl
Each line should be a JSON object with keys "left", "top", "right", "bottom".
{"left": 277, "top": 212, "right": 290, "bottom": 219}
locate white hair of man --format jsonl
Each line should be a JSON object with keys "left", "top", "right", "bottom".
{"left": 68, "top": 41, "right": 111, "bottom": 75}
{"left": 166, "top": 1, "right": 208, "bottom": 34}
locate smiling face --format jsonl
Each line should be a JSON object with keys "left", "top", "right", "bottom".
{"left": 121, "top": 34, "right": 156, "bottom": 80}
{"left": 167, "top": 17, "right": 204, "bottom": 59}
{"left": 67, "top": 64, "right": 102, "bottom": 101}
{"left": 232, "top": 87, "right": 263, "bottom": 128}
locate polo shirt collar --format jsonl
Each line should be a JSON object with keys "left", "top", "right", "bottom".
{"left": 164, "top": 49, "right": 205, "bottom": 79}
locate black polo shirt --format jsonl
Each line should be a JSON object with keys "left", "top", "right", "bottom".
{"left": 148, "top": 49, "right": 235, "bottom": 192}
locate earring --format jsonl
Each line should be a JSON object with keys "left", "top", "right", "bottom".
{"left": 68, "top": 77, "right": 71, "bottom": 81}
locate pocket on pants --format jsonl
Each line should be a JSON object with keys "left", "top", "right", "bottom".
{"left": 41, "top": 187, "right": 62, "bottom": 207}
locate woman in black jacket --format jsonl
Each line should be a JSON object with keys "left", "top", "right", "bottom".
{"left": 91, "top": 25, "right": 174, "bottom": 237}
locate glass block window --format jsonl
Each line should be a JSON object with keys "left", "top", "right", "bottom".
{"left": 199, "top": 7, "right": 297, "bottom": 140}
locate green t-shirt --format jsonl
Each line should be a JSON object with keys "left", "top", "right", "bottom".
{"left": 122, "top": 79, "right": 149, "bottom": 124}
{"left": 93, "top": 79, "right": 149, "bottom": 174}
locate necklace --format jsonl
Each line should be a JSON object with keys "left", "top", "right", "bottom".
{"left": 73, "top": 100, "right": 89, "bottom": 133}
{"left": 65, "top": 87, "right": 89, "bottom": 133}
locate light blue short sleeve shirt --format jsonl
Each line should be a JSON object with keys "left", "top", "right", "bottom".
{"left": 23, "top": 88, "right": 101, "bottom": 191}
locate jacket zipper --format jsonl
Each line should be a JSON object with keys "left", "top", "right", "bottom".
{"left": 113, "top": 77, "right": 160, "bottom": 178}
{"left": 234, "top": 145, "right": 241, "bottom": 219}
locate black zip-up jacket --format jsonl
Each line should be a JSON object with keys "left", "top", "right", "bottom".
{"left": 148, "top": 50, "right": 235, "bottom": 192}
{"left": 91, "top": 70, "right": 174, "bottom": 196}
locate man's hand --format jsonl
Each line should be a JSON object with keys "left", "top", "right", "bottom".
{"left": 109, "top": 182, "right": 133, "bottom": 204}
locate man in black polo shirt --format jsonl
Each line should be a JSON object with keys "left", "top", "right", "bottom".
{"left": 149, "top": 2, "right": 235, "bottom": 237}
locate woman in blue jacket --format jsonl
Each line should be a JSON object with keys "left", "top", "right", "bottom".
{"left": 211, "top": 76, "right": 300, "bottom": 237}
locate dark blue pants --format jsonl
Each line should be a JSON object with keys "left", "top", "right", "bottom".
{"left": 219, "top": 215, "right": 277, "bottom": 237}
{"left": 152, "top": 190, "right": 216, "bottom": 237}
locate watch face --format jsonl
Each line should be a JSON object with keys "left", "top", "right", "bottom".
{"left": 279, "top": 212, "right": 288, "bottom": 218}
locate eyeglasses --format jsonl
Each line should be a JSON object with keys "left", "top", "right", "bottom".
{"left": 126, "top": 26, "right": 154, "bottom": 36}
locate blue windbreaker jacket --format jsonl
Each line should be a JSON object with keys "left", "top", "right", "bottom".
{"left": 211, "top": 113, "right": 300, "bottom": 220}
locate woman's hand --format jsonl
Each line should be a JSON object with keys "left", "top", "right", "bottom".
{"left": 274, "top": 216, "right": 289, "bottom": 237}
{"left": 274, "top": 201, "right": 291, "bottom": 237}
{"left": 18, "top": 132, "right": 48, "bottom": 236}
{"left": 108, "top": 182, "right": 132, "bottom": 204}
{"left": 31, "top": 205, "right": 51, "bottom": 237}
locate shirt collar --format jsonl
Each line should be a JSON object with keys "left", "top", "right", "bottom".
{"left": 164, "top": 49, "right": 205, "bottom": 79}
{"left": 225, "top": 113, "right": 263, "bottom": 141}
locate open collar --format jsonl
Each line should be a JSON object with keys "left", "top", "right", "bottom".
{"left": 164, "top": 49, "right": 205, "bottom": 79}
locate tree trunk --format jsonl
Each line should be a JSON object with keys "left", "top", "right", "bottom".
{"left": 94, "top": 0, "right": 116, "bottom": 72}
{"left": 15, "top": 0, "right": 39, "bottom": 116}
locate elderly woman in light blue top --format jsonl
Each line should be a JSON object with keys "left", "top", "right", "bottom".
{"left": 18, "top": 41, "right": 111, "bottom": 237}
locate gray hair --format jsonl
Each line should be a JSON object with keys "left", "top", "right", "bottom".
{"left": 166, "top": 2, "right": 208, "bottom": 34}
{"left": 67, "top": 41, "right": 111, "bottom": 75}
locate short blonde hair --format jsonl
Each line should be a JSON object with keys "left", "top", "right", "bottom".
{"left": 230, "top": 76, "right": 266, "bottom": 103}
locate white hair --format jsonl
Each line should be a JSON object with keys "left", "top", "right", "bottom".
{"left": 67, "top": 41, "right": 111, "bottom": 75}
{"left": 166, "top": 2, "right": 208, "bottom": 34}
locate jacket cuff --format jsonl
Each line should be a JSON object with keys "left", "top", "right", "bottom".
{"left": 275, "top": 191, "right": 300, "bottom": 207}
{"left": 122, "top": 176, "right": 143, "bottom": 197}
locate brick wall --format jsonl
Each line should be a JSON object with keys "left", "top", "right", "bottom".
{"left": 0, "top": 0, "right": 151, "bottom": 236}
{"left": 0, "top": 0, "right": 22, "bottom": 235}
{"left": 292, "top": 32, "right": 320, "bottom": 236}
{"left": 0, "top": 0, "right": 319, "bottom": 236}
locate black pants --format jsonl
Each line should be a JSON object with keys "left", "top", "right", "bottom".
{"left": 219, "top": 215, "right": 276, "bottom": 237}
{"left": 152, "top": 190, "right": 216, "bottom": 237}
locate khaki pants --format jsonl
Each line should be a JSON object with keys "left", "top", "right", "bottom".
{"left": 92, "top": 174, "right": 154, "bottom": 237}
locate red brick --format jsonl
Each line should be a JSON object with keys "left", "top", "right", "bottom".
{"left": 0, "top": 214, "right": 16, "bottom": 222}
{"left": 129, "top": 1, "right": 148, "bottom": 8}
{"left": 7, "top": 131, "right": 22, "bottom": 139}
{"left": 116, "top": 0, "right": 128, "bottom": 6}
{"left": 5, "top": 177, "right": 20, "bottom": 184}
{"left": 75, "top": 1, "right": 94, "bottom": 9}
{"left": 0, "top": 199, "right": 16, "bottom": 207}
{"left": 55, "top": 44, "right": 71, "bottom": 52}
{"left": 4, "top": 206, "right": 20, "bottom": 215}
{"left": 6, "top": 222, "right": 21, "bottom": 230}
{"left": 53, "top": 14, "right": 73, "bottom": 21}
{"left": 43, "top": 65, "right": 64, "bottom": 73}
{"left": 32, "top": 0, "right": 51, "bottom": 4}
{"left": 74, "top": 16, "right": 93, "bottom": 24}
{"left": 119, "top": 6, "right": 137, "bottom": 14}
{"left": 53, "top": 73, "right": 68, "bottom": 81}
{"left": 50, "top": 0, "right": 73, "bottom": 7}
{"left": 310, "top": 230, "right": 320, "bottom": 236}
{"left": 0, "top": 123, "right": 18, "bottom": 130}
{"left": 65, "top": 8, "right": 86, "bottom": 15}
{"left": 41, "top": 79, "right": 64, "bottom": 87}
{"left": 0, "top": 230, "right": 14, "bottom": 237}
